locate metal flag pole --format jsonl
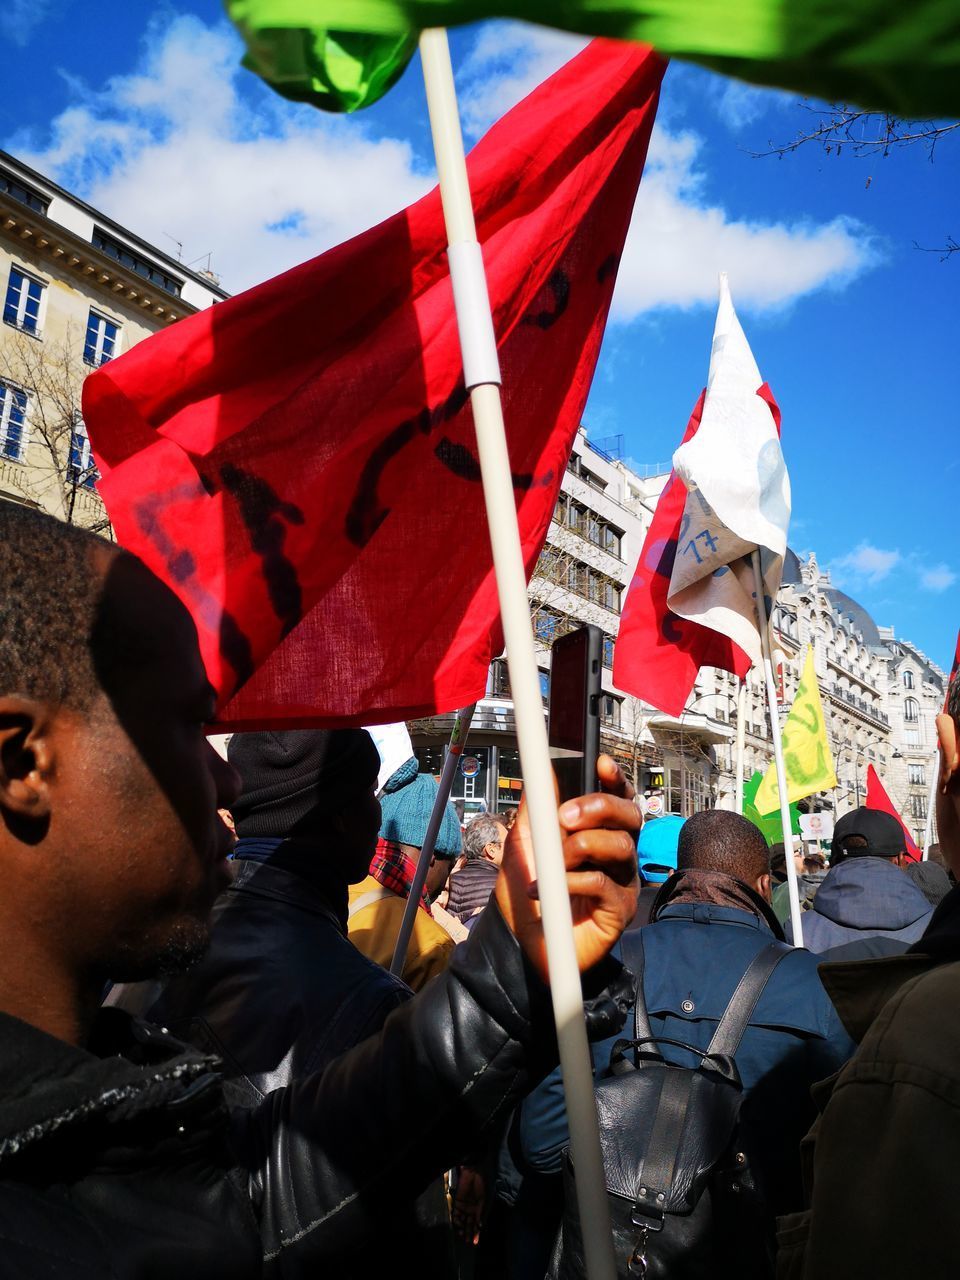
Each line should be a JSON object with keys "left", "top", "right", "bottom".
{"left": 418, "top": 28, "right": 616, "bottom": 1280}
{"left": 735, "top": 678, "right": 747, "bottom": 814}
{"left": 750, "top": 549, "right": 803, "bottom": 945}
{"left": 390, "top": 703, "right": 476, "bottom": 976}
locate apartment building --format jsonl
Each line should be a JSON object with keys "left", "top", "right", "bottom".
{"left": 0, "top": 149, "right": 226, "bottom": 530}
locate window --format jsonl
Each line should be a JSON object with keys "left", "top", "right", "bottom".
{"left": 535, "top": 610, "right": 560, "bottom": 643}
{"left": 0, "top": 382, "right": 28, "bottom": 461}
{"left": 83, "top": 311, "right": 119, "bottom": 367}
{"left": 3, "top": 266, "right": 44, "bottom": 335}
{"left": 902, "top": 669, "right": 915, "bottom": 689}
{"left": 0, "top": 167, "right": 49, "bottom": 214}
{"left": 600, "top": 695, "right": 621, "bottom": 729}
{"left": 909, "top": 764, "right": 926, "bottom": 786}
{"left": 602, "top": 635, "right": 615, "bottom": 669}
{"left": 67, "top": 418, "right": 99, "bottom": 490}
{"left": 904, "top": 697, "right": 920, "bottom": 724}
{"left": 538, "top": 670, "right": 550, "bottom": 703}
{"left": 911, "top": 794, "right": 928, "bottom": 820}
{"left": 904, "top": 729, "right": 921, "bottom": 747}
{"left": 92, "top": 228, "right": 183, "bottom": 296}
{"left": 603, "top": 525, "right": 622, "bottom": 558}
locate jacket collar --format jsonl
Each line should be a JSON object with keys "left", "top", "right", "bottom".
{"left": 229, "top": 856, "right": 347, "bottom": 932}
{"left": 654, "top": 901, "right": 775, "bottom": 932}
{"left": 0, "top": 1007, "right": 216, "bottom": 1165}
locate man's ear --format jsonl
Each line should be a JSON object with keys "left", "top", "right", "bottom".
{"left": 937, "top": 712, "right": 959, "bottom": 792}
{"left": 755, "top": 872, "right": 772, "bottom": 903}
{"left": 0, "top": 698, "right": 55, "bottom": 819}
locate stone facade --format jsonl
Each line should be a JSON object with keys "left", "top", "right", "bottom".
{"left": 0, "top": 149, "right": 226, "bottom": 530}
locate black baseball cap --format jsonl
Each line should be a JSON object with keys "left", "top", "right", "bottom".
{"left": 833, "top": 808, "right": 906, "bottom": 859}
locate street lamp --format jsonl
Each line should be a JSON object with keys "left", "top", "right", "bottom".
{"left": 852, "top": 747, "right": 901, "bottom": 806}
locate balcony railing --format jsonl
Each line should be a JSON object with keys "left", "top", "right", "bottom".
{"left": 829, "top": 684, "right": 889, "bottom": 726}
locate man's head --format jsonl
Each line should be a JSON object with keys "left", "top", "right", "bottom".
{"left": 0, "top": 505, "right": 239, "bottom": 1010}
{"left": 463, "top": 813, "right": 508, "bottom": 867}
{"left": 831, "top": 808, "right": 908, "bottom": 866}
{"left": 677, "top": 810, "right": 772, "bottom": 900}
{"left": 228, "top": 729, "right": 381, "bottom": 882}
{"left": 378, "top": 757, "right": 462, "bottom": 898}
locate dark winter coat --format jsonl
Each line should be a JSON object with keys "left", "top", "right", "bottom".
{"left": 446, "top": 858, "right": 500, "bottom": 923}
{"left": 522, "top": 904, "right": 855, "bottom": 1217}
{"left": 0, "top": 902, "right": 632, "bottom": 1280}
{"left": 785, "top": 857, "right": 932, "bottom": 955}
{"left": 112, "top": 855, "right": 451, "bottom": 1279}
{"left": 777, "top": 884, "right": 960, "bottom": 1279}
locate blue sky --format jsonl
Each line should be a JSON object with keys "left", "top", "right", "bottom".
{"left": 3, "top": 3, "right": 958, "bottom": 669}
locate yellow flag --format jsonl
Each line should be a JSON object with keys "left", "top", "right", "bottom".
{"left": 755, "top": 648, "right": 837, "bottom": 814}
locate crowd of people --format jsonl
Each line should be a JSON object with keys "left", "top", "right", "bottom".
{"left": 2, "top": 502, "right": 960, "bottom": 1279}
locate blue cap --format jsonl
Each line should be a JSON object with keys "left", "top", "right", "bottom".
{"left": 637, "top": 815, "right": 684, "bottom": 884}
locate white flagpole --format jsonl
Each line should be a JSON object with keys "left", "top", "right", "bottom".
{"left": 922, "top": 747, "right": 939, "bottom": 859}
{"left": 418, "top": 29, "right": 616, "bottom": 1280}
{"left": 735, "top": 678, "right": 747, "bottom": 814}
{"left": 750, "top": 550, "right": 803, "bottom": 945}
{"left": 390, "top": 703, "right": 476, "bottom": 976}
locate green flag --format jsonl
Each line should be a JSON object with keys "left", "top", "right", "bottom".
{"left": 743, "top": 771, "right": 800, "bottom": 846}
{"left": 225, "top": 1, "right": 416, "bottom": 111}
{"left": 226, "top": 0, "right": 960, "bottom": 116}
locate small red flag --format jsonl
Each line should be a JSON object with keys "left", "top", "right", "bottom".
{"left": 84, "top": 41, "right": 666, "bottom": 729}
{"left": 612, "top": 392, "right": 752, "bottom": 716}
{"left": 865, "top": 764, "right": 921, "bottom": 862}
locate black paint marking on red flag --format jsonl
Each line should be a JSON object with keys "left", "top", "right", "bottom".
{"left": 220, "top": 463, "right": 306, "bottom": 639}
{"left": 345, "top": 383, "right": 469, "bottom": 548}
{"left": 522, "top": 268, "right": 570, "bottom": 329}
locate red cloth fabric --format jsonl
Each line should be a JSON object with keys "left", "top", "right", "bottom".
{"left": 865, "top": 764, "right": 921, "bottom": 862}
{"left": 612, "top": 391, "right": 754, "bottom": 716}
{"left": 368, "top": 837, "right": 433, "bottom": 915}
{"left": 83, "top": 40, "right": 666, "bottom": 729}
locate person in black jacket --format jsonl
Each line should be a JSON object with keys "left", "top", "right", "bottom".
{"left": 0, "top": 504, "right": 640, "bottom": 1279}
{"left": 112, "top": 728, "right": 457, "bottom": 1277}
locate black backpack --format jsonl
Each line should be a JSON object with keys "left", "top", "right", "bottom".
{"left": 551, "top": 931, "right": 790, "bottom": 1280}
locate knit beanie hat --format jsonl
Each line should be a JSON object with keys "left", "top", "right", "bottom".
{"left": 229, "top": 729, "right": 380, "bottom": 838}
{"left": 378, "top": 757, "right": 462, "bottom": 858}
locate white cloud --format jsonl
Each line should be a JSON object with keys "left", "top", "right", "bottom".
{"left": 7, "top": 15, "right": 432, "bottom": 294}
{"left": 920, "top": 564, "right": 957, "bottom": 593}
{"left": 0, "top": 0, "right": 55, "bottom": 46}
{"left": 8, "top": 14, "right": 878, "bottom": 316}
{"left": 457, "top": 22, "right": 587, "bottom": 138}
{"left": 457, "top": 23, "right": 878, "bottom": 319}
{"left": 834, "top": 543, "right": 902, "bottom": 584}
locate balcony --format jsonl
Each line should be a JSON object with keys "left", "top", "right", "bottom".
{"left": 828, "top": 684, "right": 889, "bottom": 727}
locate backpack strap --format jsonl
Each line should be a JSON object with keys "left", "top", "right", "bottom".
{"left": 705, "top": 941, "right": 791, "bottom": 1059}
{"left": 619, "top": 929, "right": 657, "bottom": 1047}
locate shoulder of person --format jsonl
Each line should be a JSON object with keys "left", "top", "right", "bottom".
{"left": 854, "top": 959, "right": 960, "bottom": 1090}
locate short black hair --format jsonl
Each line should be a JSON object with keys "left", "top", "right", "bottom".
{"left": 949, "top": 671, "right": 960, "bottom": 723}
{"left": 0, "top": 502, "right": 114, "bottom": 709}
{"left": 678, "top": 810, "right": 770, "bottom": 884}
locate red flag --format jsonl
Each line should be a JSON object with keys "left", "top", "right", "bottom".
{"left": 865, "top": 764, "right": 921, "bottom": 862}
{"left": 612, "top": 392, "right": 752, "bottom": 716}
{"left": 84, "top": 41, "right": 666, "bottom": 729}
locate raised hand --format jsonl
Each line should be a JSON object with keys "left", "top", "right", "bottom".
{"left": 494, "top": 754, "right": 640, "bottom": 982}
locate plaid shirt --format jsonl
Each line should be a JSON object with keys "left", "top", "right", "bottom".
{"left": 368, "top": 837, "right": 434, "bottom": 916}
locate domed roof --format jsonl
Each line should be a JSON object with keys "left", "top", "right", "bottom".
{"left": 781, "top": 547, "right": 802, "bottom": 585}
{"left": 822, "top": 588, "right": 882, "bottom": 648}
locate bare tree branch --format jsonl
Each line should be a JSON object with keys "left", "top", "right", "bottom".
{"left": 751, "top": 104, "right": 960, "bottom": 161}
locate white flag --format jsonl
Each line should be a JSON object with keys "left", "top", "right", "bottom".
{"left": 668, "top": 274, "right": 790, "bottom": 663}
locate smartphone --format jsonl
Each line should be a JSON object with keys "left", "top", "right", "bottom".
{"left": 548, "top": 624, "right": 603, "bottom": 804}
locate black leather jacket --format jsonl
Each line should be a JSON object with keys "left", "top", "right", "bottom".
{"left": 113, "top": 856, "right": 452, "bottom": 1278}
{"left": 113, "top": 857, "right": 412, "bottom": 1103}
{"left": 0, "top": 901, "right": 632, "bottom": 1279}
